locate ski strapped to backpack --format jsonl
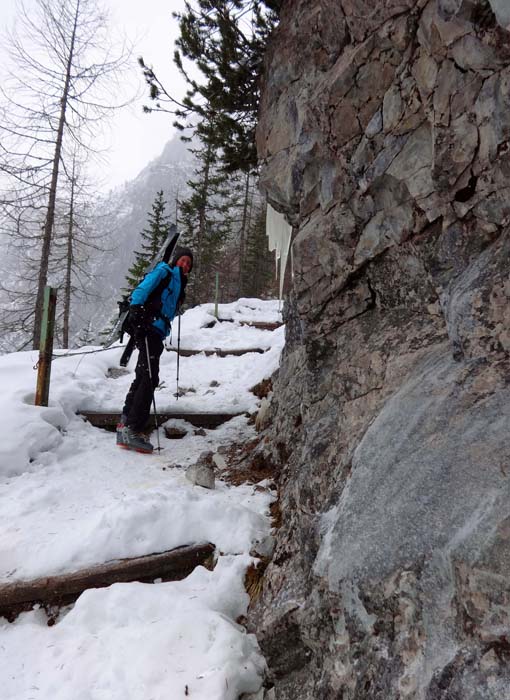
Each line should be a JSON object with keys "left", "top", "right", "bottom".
{"left": 104, "top": 225, "right": 181, "bottom": 365}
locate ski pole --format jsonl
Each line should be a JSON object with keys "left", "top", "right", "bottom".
{"left": 176, "top": 310, "right": 181, "bottom": 401}
{"left": 145, "top": 335, "right": 161, "bottom": 452}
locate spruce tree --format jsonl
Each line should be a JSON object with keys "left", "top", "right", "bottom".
{"left": 137, "top": 1, "right": 282, "bottom": 301}
{"left": 178, "top": 130, "right": 233, "bottom": 305}
{"left": 139, "top": 0, "right": 280, "bottom": 173}
{"left": 242, "top": 201, "right": 276, "bottom": 298}
{"left": 124, "top": 191, "right": 171, "bottom": 293}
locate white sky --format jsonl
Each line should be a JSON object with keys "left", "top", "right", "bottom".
{"left": 0, "top": 0, "right": 189, "bottom": 190}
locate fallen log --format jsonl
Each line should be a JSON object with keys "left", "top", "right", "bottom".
{"left": 79, "top": 411, "right": 244, "bottom": 431}
{"left": 0, "top": 543, "right": 215, "bottom": 622}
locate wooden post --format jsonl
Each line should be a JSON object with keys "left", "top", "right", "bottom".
{"left": 214, "top": 272, "right": 219, "bottom": 319}
{"left": 35, "top": 286, "right": 57, "bottom": 407}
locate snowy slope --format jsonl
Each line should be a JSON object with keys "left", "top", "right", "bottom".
{"left": 0, "top": 298, "right": 283, "bottom": 700}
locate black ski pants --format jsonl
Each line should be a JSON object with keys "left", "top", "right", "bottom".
{"left": 122, "top": 331, "right": 164, "bottom": 432}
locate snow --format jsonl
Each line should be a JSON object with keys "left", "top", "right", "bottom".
{"left": 0, "top": 557, "right": 265, "bottom": 700}
{"left": 0, "top": 298, "right": 284, "bottom": 700}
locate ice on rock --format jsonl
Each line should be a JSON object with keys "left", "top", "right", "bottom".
{"left": 266, "top": 203, "right": 292, "bottom": 300}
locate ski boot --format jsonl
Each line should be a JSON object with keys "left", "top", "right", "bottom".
{"left": 120, "top": 426, "right": 154, "bottom": 454}
{"left": 116, "top": 414, "right": 127, "bottom": 446}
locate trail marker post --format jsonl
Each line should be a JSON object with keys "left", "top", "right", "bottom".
{"left": 35, "top": 286, "right": 57, "bottom": 407}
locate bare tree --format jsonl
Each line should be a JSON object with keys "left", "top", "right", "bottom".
{"left": 0, "top": 0, "right": 132, "bottom": 348}
{"left": 52, "top": 151, "right": 112, "bottom": 348}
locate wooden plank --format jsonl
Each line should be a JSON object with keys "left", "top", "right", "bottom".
{"left": 79, "top": 411, "right": 243, "bottom": 430}
{"left": 216, "top": 318, "right": 282, "bottom": 331}
{"left": 239, "top": 321, "right": 282, "bottom": 331}
{"left": 0, "top": 543, "right": 215, "bottom": 620}
{"left": 168, "top": 347, "right": 266, "bottom": 357}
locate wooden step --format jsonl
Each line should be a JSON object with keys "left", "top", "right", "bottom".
{"left": 167, "top": 347, "right": 266, "bottom": 357}
{"left": 239, "top": 320, "right": 282, "bottom": 331}
{"left": 217, "top": 318, "right": 282, "bottom": 331}
{"left": 0, "top": 543, "right": 215, "bottom": 621}
{"left": 79, "top": 410, "right": 244, "bottom": 431}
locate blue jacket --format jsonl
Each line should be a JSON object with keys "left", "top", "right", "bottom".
{"left": 130, "top": 262, "right": 182, "bottom": 339}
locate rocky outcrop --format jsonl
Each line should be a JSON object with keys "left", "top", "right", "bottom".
{"left": 252, "top": 1, "right": 510, "bottom": 698}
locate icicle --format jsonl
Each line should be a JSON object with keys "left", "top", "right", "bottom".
{"left": 266, "top": 203, "right": 292, "bottom": 301}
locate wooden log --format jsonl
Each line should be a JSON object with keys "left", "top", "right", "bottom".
{"left": 216, "top": 318, "right": 282, "bottom": 331}
{"left": 239, "top": 321, "right": 282, "bottom": 331}
{"left": 79, "top": 411, "right": 244, "bottom": 431}
{"left": 0, "top": 543, "right": 215, "bottom": 621}
{"left": 167, "top": 347, "right": 266, "bottom": 357}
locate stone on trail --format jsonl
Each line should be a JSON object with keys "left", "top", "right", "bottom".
{"left": 212, "top": 452, "right": 227, "bottom": 469}
{"left": 163, "top": 418, "right": 193, "bottom": 440}
{"left": 186, "top": 451, "right": 215, "bottom": 489}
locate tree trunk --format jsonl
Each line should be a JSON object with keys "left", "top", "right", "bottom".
{"left": 62, "top": 157, "right": 76, "bottom": 348}
{"left": 194, "top": 144, "right": 212, "bottom": 303}
{"left": 238, "top": 171, "right": 250, "bottom": 297}
{"left": 33, "top": 0, "right": 80, "bottom": 349}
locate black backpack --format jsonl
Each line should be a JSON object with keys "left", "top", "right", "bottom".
{"left": 119, "top": 268, "right": 174, "bottom": 342}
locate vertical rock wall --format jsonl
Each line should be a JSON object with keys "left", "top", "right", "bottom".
{"left": 253, "top": 1, "right": 510, "bottom": 698}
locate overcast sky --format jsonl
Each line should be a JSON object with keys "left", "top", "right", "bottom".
{"left": 0, "top": 0, "right": 189, "bottom": 190}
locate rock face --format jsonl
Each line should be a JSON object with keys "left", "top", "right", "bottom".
{"left": 253, "top": 1, "right": 510, "bottom": 698}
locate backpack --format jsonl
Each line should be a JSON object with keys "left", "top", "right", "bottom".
{"left": 104, "top": 226, "right": 181, "bottom": 353}
{"left": 120, "top": 268, "right": 173, "bottom": 342}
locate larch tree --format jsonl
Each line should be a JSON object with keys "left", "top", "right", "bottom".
{"left": 0, "top": 0, "right": 131, "bottom": 348}
{"left": 51, "top": 150, "right": 112, "bottom": 349}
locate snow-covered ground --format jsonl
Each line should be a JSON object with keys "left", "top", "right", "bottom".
{"left": 0, "top": 298, "right": 284, "bottom": 700}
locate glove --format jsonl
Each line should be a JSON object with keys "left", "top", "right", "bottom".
{"left": 129, "top": 305, "right": 149, "bottom": 343}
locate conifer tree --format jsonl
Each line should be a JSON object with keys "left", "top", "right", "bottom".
{"left": 139, "top": 0, "right": 280, "bottom": 173}
{"left": 77, "top": 319, "right": 96, "bottom": 346}
{"left": 177, "top": 118, "right": 235, "bottom": 304}
{"left": 124, "top": 191, "right": 171, "bottom": 293}
{"left": 137, "top": 1, "right": 281, "bottom": 305}
{"left": 242, "top": 201, "right": 276, "bottom": 298}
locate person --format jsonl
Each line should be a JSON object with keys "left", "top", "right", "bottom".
{"left": 118, "top": 246, "right": 193, "bottom": 453}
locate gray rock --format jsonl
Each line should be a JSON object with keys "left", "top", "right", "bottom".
{"left": 163, "top": 419, "right": 193, "bottom": 440}
{"left": 489, "top": 0, "right": 510, "bottom": 29}
{"left": 315, "top": 347, "right": 510, "bottom": 584}
{"left": 253, "top": 0, "right": 510, "bottom": 697}
{"left": 250, "top": 535, "right": 276, "bottom": 560}
{"left": 185, "top": 452, "right": 215, "bottom": 489}
{"left": 212, "top": 452, "right": 227, "bottom": 469}
{"left": 240, "top": 688, "right": 265, "bottom": 700}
